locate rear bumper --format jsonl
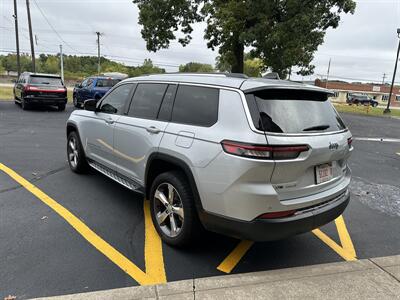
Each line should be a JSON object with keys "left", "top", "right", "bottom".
{"left": 24, "top": 97, "right": 67, "bottom": 105}
{"left": 199, "top": 189, "right": 350, "bottom": 241}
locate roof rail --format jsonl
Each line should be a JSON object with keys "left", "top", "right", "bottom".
{"left": 162, "top": 72, "right": 248, "bottom": 79}
{"left": 263, "top": 72, "right": 280, "bottom": 80}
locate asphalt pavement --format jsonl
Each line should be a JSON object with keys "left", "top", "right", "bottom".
{"left": 0, "top": 101, "right": 399, "bottom": 299}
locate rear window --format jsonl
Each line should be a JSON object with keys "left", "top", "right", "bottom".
{"left": 245, "top": 89, "right": 346, "bottom": 133}
{"left": 171, "top": 85, "right": 219, "bottom": 127}
{"left": 96, "top": 79, "right": 120, "bottom": 87}
{"left": 29, "top": 76, "right": 63, "bottom": 86}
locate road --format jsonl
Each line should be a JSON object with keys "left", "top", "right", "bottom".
{"left": 0, "top": 101, "right": 399, "bottom": 299}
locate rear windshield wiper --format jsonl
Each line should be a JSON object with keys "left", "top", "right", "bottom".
{"left": 303, "top": 125, "right": 330, "bottom": 131}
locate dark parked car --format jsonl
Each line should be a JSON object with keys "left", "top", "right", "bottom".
{"left": 14, "top": 72, "right": 67, "bottom": 111}
{"left": 347, "top": 94, "right": 378, "bottom": 107}
{"left": 72, "top": 76, "right": 120, "bottom": 108}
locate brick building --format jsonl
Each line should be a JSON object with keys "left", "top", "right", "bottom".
{"left": 314, "top": 79, "right": 400, "bottom": 107}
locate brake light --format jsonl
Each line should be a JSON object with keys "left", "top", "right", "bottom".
{"left": 258, "top": 210, "right": 296, "bottom": 219}
{"left": 221, "top": 140, "right": 309, "bottom": 160}
{"left": 347, "top": 137, "right": 353, "bottom": 146}
{"left": 25, "top": 85, "right": 39, "bottom": 91}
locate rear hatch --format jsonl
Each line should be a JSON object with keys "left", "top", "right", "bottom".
{"left": 245, "top": 88, "right": 352, "bottom": 201}
{"left": 27, "top": 75, "right": 66, "bottom": 98}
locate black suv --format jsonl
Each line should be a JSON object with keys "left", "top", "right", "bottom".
{"left": 14, "top": 72, "right": 68, "bottom": 111}
{"left": 347, "top": 93, "right": 378, "bottom": 107}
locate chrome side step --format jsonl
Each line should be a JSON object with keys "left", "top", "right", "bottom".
{"left": 88, "top": 160, "right": 143, "bottom": 192}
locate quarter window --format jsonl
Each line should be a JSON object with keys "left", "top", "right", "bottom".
{"left": 99, "top": 84, "right": 133, "bottom": 114}
{"left": 128, "top": 83, "right": 168, "bottom": 119}
{"left": 171, "top": 85, "right": 219, "bottom": 127}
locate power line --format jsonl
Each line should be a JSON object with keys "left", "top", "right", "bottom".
{"left": 31, "top": 0, "right": 80, "bottom": 54}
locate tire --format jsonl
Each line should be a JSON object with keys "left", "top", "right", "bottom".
{"left": 149, "top": 171, "right": 202, "bottom": 247}
{"left": 67, "top": 131, "right": 89, "bottom": 173}
{"left": 58, "top": 103, "right": 66, "bottom": 111}
{"left": 73, "top": 94, "right": 80, "bottom": 108}
{"left": 21, "top": 98, "right": 30, "bottom": 110}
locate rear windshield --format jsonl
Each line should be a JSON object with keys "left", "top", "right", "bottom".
{"left": 29, "top": 76, "right": 63, "bottom": 86}
{"left": 96, "top": 79, "right": 120, "bottom": 87}
{"left": 245, "top": 89, "right": 346, "bottom": 133}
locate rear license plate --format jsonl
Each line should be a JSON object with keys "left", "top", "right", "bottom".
{"left": 315, "top": 163, "right": 333, "bottom": 184}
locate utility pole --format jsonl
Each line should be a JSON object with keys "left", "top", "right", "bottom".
{"left": 96, "top": 32, "right": 101, "bottom": 75}
{"left": 382, "top": 73, "right": 387, "bottom": 85}
{"left": 26, "top": 0, "right": 36, "bottom": 72}
{"left": 384, "top": 28, "right": 400, "bottom": 114}
{"left": 60, "top": 45, "right": 64, "bottom": 83}
{"left": 13, "top": 0, "right": 21, "bottom": 76}
{"left": 325, "top": 58, "right": 331, "bottom": 88}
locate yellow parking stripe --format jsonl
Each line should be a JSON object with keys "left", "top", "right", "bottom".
{"left": 144, "top": 200, "right": 167, "bottom": 283}
{"left": 312, "top": 215, "right": 357, "bottom": 261}
{"left": 0, "top": 163, "right": 166, "bottom": 285}
{"left": 217, "top": 240, "right": 254, "bottom": 273}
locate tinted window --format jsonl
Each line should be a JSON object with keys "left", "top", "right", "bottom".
{"left": 29, "top": 76, "right": 63, "bottom": 86}
{"left": 128, "top": 83, "right": 168, "bottom": 119}
{"left": 171, "top": 86, "right": 219, "bottom": 127}
{"left": 96, "top": 79, "right": 120, "bottom": 87}
{"left": 158, "top": 85, "right": 177, "bottom": 121}
{"left": 99, "top": 84, "right": 132, "bottom": 114}
{"left": 245, "top": 90, "right": 346, "bottom": 133}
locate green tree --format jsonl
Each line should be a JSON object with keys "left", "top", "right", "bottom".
{"left": 216, "top": 53, "right": 263, "bottom": 77}
{"left": 133, "top": 0, "right": 355, "bottom": 77}
{"left": 179, "top": 62, "right": 214, "bottom": 73}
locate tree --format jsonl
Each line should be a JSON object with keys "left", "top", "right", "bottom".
{"left": 216, "top": 53, "right": 263, "bottom": 77}
{"left": 133, "top": 0, "right": 355, "bottom": 77}
{"left": 179, "top": 62, "right": 214, "bottom": 73}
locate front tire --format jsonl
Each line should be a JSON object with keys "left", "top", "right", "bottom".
{"left": 58, "top": 103, "right": 66, "bottom": 111}
{"left": 21, "top": 98, "right": 30, "bottom": 110}
{"left": 150, "top": 171, "right": 202, "bottom": 247}
{"left": 67, "top": 131, "right": 89, "bottom": 173}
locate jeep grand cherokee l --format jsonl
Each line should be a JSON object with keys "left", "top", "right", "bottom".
{"left": 66, "top": 73, "right": 353, "bottom": 246}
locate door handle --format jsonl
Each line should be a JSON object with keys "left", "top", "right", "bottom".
{"left": 146, "top": 126, "right": 161, "bottom": 134}
{"left": 105, "top": 118, "right": 115, "bottom": 125}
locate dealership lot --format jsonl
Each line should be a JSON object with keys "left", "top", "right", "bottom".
{"left": 0, "top": 101, "right": 399, "bottom": 299}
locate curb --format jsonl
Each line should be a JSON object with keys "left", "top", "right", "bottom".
{"left": 32, "top": 255, "right": 400, "bottom": 300}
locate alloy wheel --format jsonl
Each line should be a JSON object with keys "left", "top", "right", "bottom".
{"left": 68, "top": 136, "right": 79, "bottom": 168}
{"left": 153, "top": 183, "right": 184, "bottom": 238}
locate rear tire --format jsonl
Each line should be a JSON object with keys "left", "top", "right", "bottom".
{"left": 58, "top": 104, "right": 66, "bottom": 111}
{"left": 21, "top": 98, "right": 30, "bottom": 110}
{"left": 73, "top": 94, "right": 80, "bottom": 108}
{"left": 149, "top": 171, "right": 202, "bottom": 247}
{"left": 67, "top": 131, "right": 89, "bottom": 174}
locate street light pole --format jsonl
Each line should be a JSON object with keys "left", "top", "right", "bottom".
{"left": 384, "top": 28, "right": 400, "bottom": 114}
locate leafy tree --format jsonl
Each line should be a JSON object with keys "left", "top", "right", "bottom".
{"left": 179, "top": 62, "right": 214, "bottom": 73}
{"left": 133, "top": 0, "right": 355, "bottom": 77}
{"left": 216, "top": 53, "right": 263, "bottom": 77}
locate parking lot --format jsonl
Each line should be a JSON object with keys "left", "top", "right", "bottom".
{"left": 0, "top": 101, "right": 399, "bottom": 299}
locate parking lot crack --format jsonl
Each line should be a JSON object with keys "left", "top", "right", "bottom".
{"left": 368, "top": 259, "right": 400, "bottom": 284}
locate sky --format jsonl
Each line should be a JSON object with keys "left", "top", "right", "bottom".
{"left": 1, "top": 0, "right": 399, "bottom": 83}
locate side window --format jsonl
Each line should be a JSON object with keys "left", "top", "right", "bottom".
{"left": 99, "top": 84, "right": 133, "bottom": 114}
{"left": 171, "top": 85, "right": 219, "bottom": 127}
{"left": 128, "top": 83, "right": 168, "bottom": 120}
{"left": 158, "top": 85, "right": 177, "bottom": 121}
{"left": 81, "top": 79, "right": 89, "bottom": 87}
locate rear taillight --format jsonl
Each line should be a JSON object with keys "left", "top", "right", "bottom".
{"left": 347, "top": 137, "right": 353, "bottom": 146}
{"left": 258, "top": 210, "right": 296, "bottom": 219}
{"left": 221, "top": 140, "right": 309, "bottom": 160}
{"left": 25, "top": 85, "right": 39, "bottom": 92}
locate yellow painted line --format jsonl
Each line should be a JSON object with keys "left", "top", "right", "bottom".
{"left": 217, "top": 240, "right": 254, "bottom": 273}
{"left": 396, "top": 152, "right": 400, "bottom": 156}
{"left": 0, "top": 163, "right": 166, "bottom": 285}
{"left": 335, "top": 215, "right": 356, "bottom": 258}
{"left": 144, "top": 200, "right": 167, "bottom": 283}
{"left": 312, "top": 215, "right": 357, "bottom": 261}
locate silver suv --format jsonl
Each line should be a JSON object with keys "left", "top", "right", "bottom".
{"left": 66, "top": 73, "right": 353, "bottom": 246}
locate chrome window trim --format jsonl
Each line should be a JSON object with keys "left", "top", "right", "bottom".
{"left": 123, "top": 79, "right": 348, "bottom": 137}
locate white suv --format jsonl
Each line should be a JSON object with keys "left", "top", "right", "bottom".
{"left": 66, "top": 73, "right": 353, "bottom": 246}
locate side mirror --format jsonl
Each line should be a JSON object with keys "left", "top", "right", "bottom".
{"left": 84, "top": 99, "right": 97, "bottom": 112}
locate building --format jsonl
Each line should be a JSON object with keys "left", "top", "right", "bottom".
{"left": 315, "top": 79, "right": 400, "bottom": 107}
